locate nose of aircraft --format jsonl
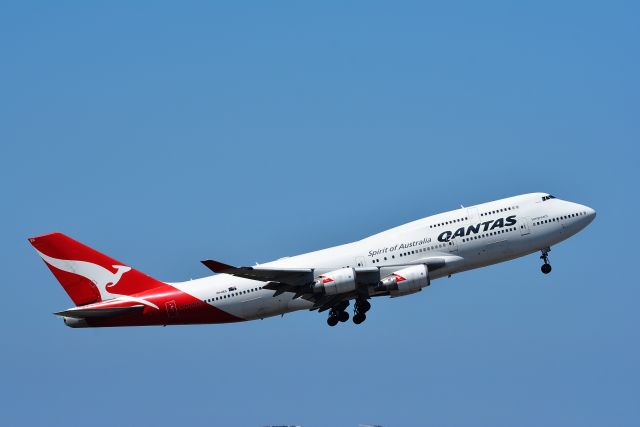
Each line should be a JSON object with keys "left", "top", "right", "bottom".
{"left": 581, "top": 204, "right": 597, "bottom": 226}
{"left": 563, "top": 200, "right": 596, "bottom": 232}
{"left": 585, "top": 205, "right": 596, "bottom": 219}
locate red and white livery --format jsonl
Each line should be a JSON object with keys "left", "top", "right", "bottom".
{"left": 29, "top": 193, "right": 595, "bottom": 328}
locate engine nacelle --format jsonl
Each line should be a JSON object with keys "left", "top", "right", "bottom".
{"left": 312, "top": 267, "right": 356, "bottom": 295}
{"left": 378, "top": 264, "right": 430, "bottom": 297}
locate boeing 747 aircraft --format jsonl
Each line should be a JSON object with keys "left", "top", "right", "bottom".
{"left": 29, "top": 193, "right": 595, "bottom": 328}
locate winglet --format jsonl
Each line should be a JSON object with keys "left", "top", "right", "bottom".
{"left": 201, "top": 259, "right": 237, "bottom": 273}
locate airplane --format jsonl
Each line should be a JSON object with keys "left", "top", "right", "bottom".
{"left": 28, "top": 192, "right": 596, "bottom": 328}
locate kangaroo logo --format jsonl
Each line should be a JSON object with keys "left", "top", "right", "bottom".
{"left": 35, "top": 250, "right": 158, "bottom": 309}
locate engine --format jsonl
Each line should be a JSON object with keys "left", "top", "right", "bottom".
{"left": 312, "top": 267, "right": 357, "bottom": 295}
{"left": 377, "top": 264, "right": 430, "bottom": 297}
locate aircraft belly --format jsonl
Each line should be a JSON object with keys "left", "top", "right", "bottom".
{"left": 223, "top": 293, "right": 293, "bottom": 320}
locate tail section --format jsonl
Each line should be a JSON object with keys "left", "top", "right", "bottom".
{"left": 28, "top": 232, "right": 164, "bottom": 306}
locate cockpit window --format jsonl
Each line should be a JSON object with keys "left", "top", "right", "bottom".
{"left": 542, "top": 195, "right": 556, "bottom": 201}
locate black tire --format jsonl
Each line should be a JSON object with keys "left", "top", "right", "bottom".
{"left": 327, "top": 316, "right": 339, "bottom": 327}
{"left": 541, "top": 264, "right": 552, "bottom": 274}
{"left": 353, "top": 313, "right": 366, "bottom": 324}
{"left": 339, "top": 311, "right": 349, "bottom": 322}
{"left": 358, "top": 300, "right": 371, "bottom": 313}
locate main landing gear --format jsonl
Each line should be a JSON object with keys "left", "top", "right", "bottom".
{"left": 327, "top": 301, "right": 350, "bottom": 327}
{"left": 353, "top": 298, "right": 371, "bottom": 325}
{"left": 540, "top": 247, "right": 552, "bottom": 274}
{"left": 326, "top": 299, "right": 371, "bottom": 327}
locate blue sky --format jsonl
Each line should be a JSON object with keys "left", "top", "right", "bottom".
{"left": 1, "top": 2, "right": 638, "bottom": 426}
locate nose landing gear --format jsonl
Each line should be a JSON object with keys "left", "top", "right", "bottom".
{"left": 540, "top": 247, "right": 552, "bottom": 274}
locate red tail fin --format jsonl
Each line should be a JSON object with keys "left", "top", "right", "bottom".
{"left": 28, "top": 232, "right": 164, "bottom": 306}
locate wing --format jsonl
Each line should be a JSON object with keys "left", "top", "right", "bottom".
{"left": 202, "top": 256, "right": 450, "bottom": 285}
{"left": 201, "top": 256, "right": 458, "bottom": 311}
{"left": 201, "top": 260, "right": 313, "bottom": 286}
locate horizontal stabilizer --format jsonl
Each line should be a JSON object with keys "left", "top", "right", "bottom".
{"left": 55, "top": 305, "right": 144, "bottom": 319}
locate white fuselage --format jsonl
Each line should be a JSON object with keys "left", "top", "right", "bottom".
{"left": 171, "top": 193, "right": 596, "bottom": 321}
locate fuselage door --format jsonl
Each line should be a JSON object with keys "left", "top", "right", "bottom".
{"left": 355, "top": 256, "right": 366, "bottom": 267}
{"left": 520, "top": 217, "right": 531, "bottom": 236}
{"left": 466, "top": 207, "right": 480, "bottom": 223}
{"left": 447, "top": 240, "right": 458, "bottom": 253}
{"left": 165, "top": 300, "right": 178, "bottom": 319}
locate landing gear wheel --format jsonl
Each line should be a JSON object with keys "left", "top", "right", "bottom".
{"left": 540, "top": 247, "right": 552, "bottom": 275}
{"left": 356, "top": 299, "right": 371, "bottom": 313}
{"left": 353, "top": 313, "right": 366, "bottom": 325}
{"left": 338, "top": 311, "right": 350, "bottom": 322}
{"left": 327, "top": 316, "right": 339, "bottom": 327}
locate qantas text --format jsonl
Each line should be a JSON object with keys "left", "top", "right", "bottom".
{"left": 438, "top": 215, "right": 517, "bottom": 242}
